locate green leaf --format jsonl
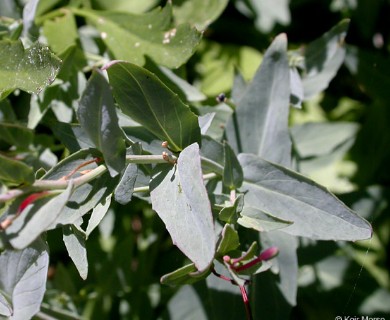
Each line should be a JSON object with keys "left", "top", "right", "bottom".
{"left": 78, "top": 69, "right": 126, "bottom": 177}
{"left": 0, "top": 40, "right": 61, "bottom": 95}
{"left": 173, "top": 0, "right": 229, "bottom": 31}
{"left": 150, "top": 143, "right": 215, "bottom": 272}
{"left": 238, "top": 153, "right": 372, "bottom": 241}
{"left": 160, "top": 263, "right": 207, "bottom": 286}
{"left": 63, "top": 224, "right": 88, "bottom": 280}
{"left": 42, "top": 10, "right": 78, "bottom": 54}
{"left": 0, "top": 123, "right": 33, "bottom": 149}
{"left": 91, "top": 0, "right": 159, "bottom": 14}
{"left": 51, "top": 122, "right": 95, "bottom": 153}
{"left": 302, "top": 19, "right": 349, "bottom": 99}
{"left": 196, "top": 41, "right": 262, "bottom": 96}
{"left": 237, "top": 206, "right": 293, "bottom": 232}
{"left": 73, "top": 5, "right": 201, "bottom": 68}
{"left": 0, "top": 154, "right": 35, "bottom": 185}
{"left": 223, "top": 141, "right": 243, "bottom": 189}
{"left": 0, "top": 238, "right": 49, "bottom": 319}
{"left": 107, "top": 61, "right": 201, "bottom": 152}
{"left": 226, "top": 34, "right": 292, "bottom": 167}
{"left": 6, "top": 181, "right": 74, "bottom": 249}
{"left": 216, "top": 224, "right": 240, "bottom": 256}
{"left": 218, "top": 194, "right": 244, "bottom": 224}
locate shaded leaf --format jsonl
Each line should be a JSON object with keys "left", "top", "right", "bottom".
{"left": 91, "top": 0, "right": 159, "bottom": 13}
{"left": 63, "top": 224, "right": 88, "bottom": 280}
{"left": 302, "top": 19, "right": 349, "bottom": 99}
{"left": 150, "top": 143, "right": 215, "bottom": 272}
{"left": 0, "top": 123, "right": 33, "bottom": 149}
{"left": 6, "top": 181, "right": 74, "bottom": 249}
{"left": 114, "top": 164, "right": 137, "bottom": 205}
{"left": 0, "top": 154, "right": 35, "bottom": 185}
{"left": 226, "top": 34, "right": 291, "bottom": 166}
{"left": 290, "top": 67, "right": 303, "bottom": 108}
{"left": 73, "top": 5, "right": 201, "bottom": 68}
{"left": 107, "top": 61, "right": 201, "bottom": 152}
{"left": 51, "top": 122, "right": 95, "bottom": 153}
{"left": 78, "top": 69, "right": 126, "bottom": 176}
{"left": 223, "top": 141, "right": 243, "bottom": 189}
{"left": 216, "top": 224, "right": 240, "bottom": 256}
{"left": 0, "top": 40, "right": 61, "bottom": 95}
{"left": 238, "top": 153, "right": 372, "bottom": 240}
{"left": 252, "top": 232, "right": 298, "bottom": 319}
{"left": 238, "top": 206, "right": 293, "bottom": 232}
{"left": 0, "top": 238, "right": 49, "bottom": 320}
{"left": 160, "top": 263, "right": 209, "bottom": 286}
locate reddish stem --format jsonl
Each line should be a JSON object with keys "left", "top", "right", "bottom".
{"left": 239, "top": 285, "right": 253, "bottom": 320}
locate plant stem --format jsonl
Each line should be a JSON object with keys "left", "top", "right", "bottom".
{"left": 0, "top": 153, "right": 222, "bottom": 204}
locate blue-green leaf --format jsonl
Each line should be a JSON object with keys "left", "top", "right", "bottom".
{"left": 150, "top": 143, "right": 215, "bottom": 272}
{"left": 226, "top": 34, "right": 291, "bottom": 167}
{"left": 239, "top": 153, "right": 372, "bottom": 241}
{"left": 78, "top": 69, "right": 126, "bottom": 177}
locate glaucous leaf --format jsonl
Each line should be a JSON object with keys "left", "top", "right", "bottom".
{"left": 160, "top": 263, "right": 209, "bottom": 286}
{"left": 301, "top": 19, "right": 349, "bottom": 99}
{"left": 225, "top": 34, "right": 291, "bottom": 167}
{"left": 114, "top": 164, "right": 137, "bottom": 205}
{"left": 238, "top": 206, "right": 293, "bottom": 232}
{"left": 72, "top": 4, "right": 201, "bottom": 68}
{"left": 150, "top": 143, "right": 215, "bottom": 272}
{"left": 0, "top": 238, "right": 49, "bottom": 320}
{"left": 289, "top": 67, "right": 303, "bottom": 108}
{"left": 78, "top": 69, "right": 126, "bottom": 177}
{"left": 0, "top": 40, "right": 61, "bottom": 96}
{"left": 85, "top": 195, "right": 111, "bottom": 237}
{"left": 6, "top": 181, "right": 74, "bottom": 249}
{"left": 63, "top": 224, "right": 88, "bottom": 280}
{"left": 238, "top": 153, "right": 372, "bottom": 241}
{"left": 107, "top": 61, "right": 201, "bottom": 152}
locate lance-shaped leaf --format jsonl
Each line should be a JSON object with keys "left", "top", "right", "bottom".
{"left": 150, "top": 143, "right": 215, "bottom": 272}
{"left": 107, "top": 61, "right": 201, "bottom": 152}
{"left": 302, "top": 19, "right": 349, "bottom": 99}
{"left": 63, "top": 224, "right": 88, "bottom": 280}
{"left": 223, "top": 141, "right": 243, "bottom": 189}
{"left": 78, "top": 70, "right": 126, "bottom": 177}
{"left": 238, "top": 207, "right": 293, "bottom": 232}
{"left": 6, "top": 181, "right": 74, "bottom": 249}
{"left": 238, "top": 153, "right": 372, "bottom": 241}
{"left": 0, "top": 239, "right": 49, "bottom": 320}
{"left": 225, "top": 34, "right": 291, "bottom": 167}
{"left": 72, "top": 4, "right": 201, "bottom": 68}
{"left": 0, "top": 40, "right": 61, "bottom": 96}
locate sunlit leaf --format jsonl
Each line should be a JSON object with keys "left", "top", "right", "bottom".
{"left": 150, "top": 143, "right": 215, "bottom": 272}
{"left": 72, "top": 4, "right": 201, "bottom": 68}
{"left": 63, "top": 224, "right": 88, "bottom": 280}
{"left": 107, "top": 61, "right": 201, "bottom": 152}
{"left": 226, "top": 34, "right": 291, "bottom": 166}
{"left": 0, "top": 40, "right": 61, "bottom": 96}
{"left": 239, "top": 153, "right": 372, "bottom": 240}
{"left": 0, "top": 238, "right": 49, "bottom": 320}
